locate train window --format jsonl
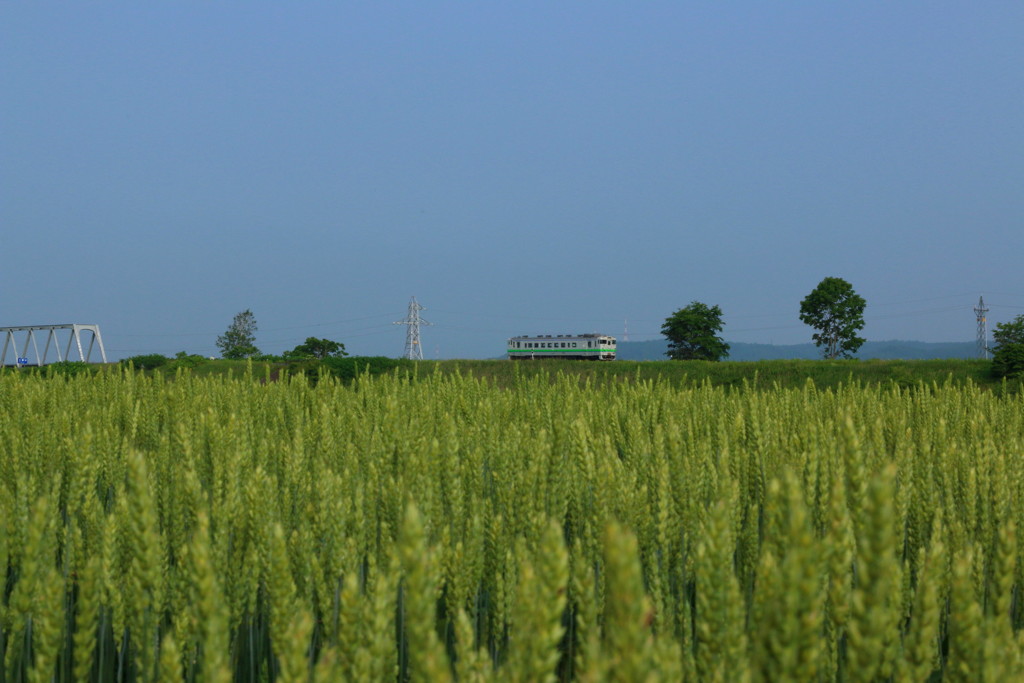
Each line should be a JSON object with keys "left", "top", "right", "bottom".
{"left": 572, "top": 343, "right": 577, "bottom": 348}
{"left": 587, "top": 341, "right": 592, "bottom": 348}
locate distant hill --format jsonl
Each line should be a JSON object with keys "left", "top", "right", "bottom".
{"left": 618, "top": 339, "right": 979, "bottom": 361}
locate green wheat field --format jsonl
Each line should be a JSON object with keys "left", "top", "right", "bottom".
{"left": 1, "top": 365, "right": 1022, "bottom": 681}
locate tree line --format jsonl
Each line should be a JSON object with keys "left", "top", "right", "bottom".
{"left": 662, "top": 277, "right": 1024, "bottom": 379}
{"left": 211, "top": 283, "right": 1024, "bottom": 381}
{"left": 216, "top": 309, "right": 348, "bottom": 361}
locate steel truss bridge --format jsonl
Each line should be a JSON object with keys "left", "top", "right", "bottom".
{"left": 1, "top": 324, "right": 108, "bottom": 366}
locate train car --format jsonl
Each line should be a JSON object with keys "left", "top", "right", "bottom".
{"left": 507, "top": 333, "right": 617, "bottom": 360}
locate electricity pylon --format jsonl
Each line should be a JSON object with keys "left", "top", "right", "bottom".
{"left": 394, "top": 296, "right": 431, "bottom": 360}
{"left": 974, "top": 295, "right": 990, "bottom": 359}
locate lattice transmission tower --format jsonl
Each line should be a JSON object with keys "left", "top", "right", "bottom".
{"left": 394, "top": 296, "right": 432, "bottom": 360}
{"left": 974, "top": 295, "right": 990, "bottom": 360}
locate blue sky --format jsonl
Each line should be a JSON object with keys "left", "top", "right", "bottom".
{"left": 3, "top": 2, "right": 1022, "bottom": 359}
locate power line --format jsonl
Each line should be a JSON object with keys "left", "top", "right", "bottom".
{"left": 259, "top": 313, "right": 401, "bottom": 333}
{"left": 114, "top": 313, "right": 401, "bottom": 338}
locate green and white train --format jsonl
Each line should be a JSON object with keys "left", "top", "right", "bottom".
{"left": 507, "top": 333, "right": 617, "bottom": 360}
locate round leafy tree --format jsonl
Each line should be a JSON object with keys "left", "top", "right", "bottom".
{"left": 799, "top": 277, "right": 866, "bottom": 359}
{"left": 991, "top": 314, "right": 1024, "bottom": 379}
{"left": 283, "top": 337, "right": 349, "bottom": 360}
{"left": 662, "top": 301, "right": 730, "bottom": 361}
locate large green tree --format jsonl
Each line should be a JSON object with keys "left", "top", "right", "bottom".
{"left": 283, "top": 337, "right": 349, "bottom": 360}
{"left": 216, "top": 309, "right": 260, "bottom": 359}
{"left": 799, "top": 277, "right": 866, "bottom": 359}
{"left": 991, "top": 314, "right": 1024, "bottom": 379}
{"left": 662, "top": 301, "right": 730, "bottom": 361}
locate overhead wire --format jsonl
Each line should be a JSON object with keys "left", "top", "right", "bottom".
{"left": 101, "top": 292, "right": 1022, "bottom": 357}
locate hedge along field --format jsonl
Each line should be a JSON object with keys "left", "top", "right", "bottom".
{"left": 417, "top": 358, "right": 1007, "bottom": 393}
{"left": 0, "top": 367, "right": 1022, "bottom": 681}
